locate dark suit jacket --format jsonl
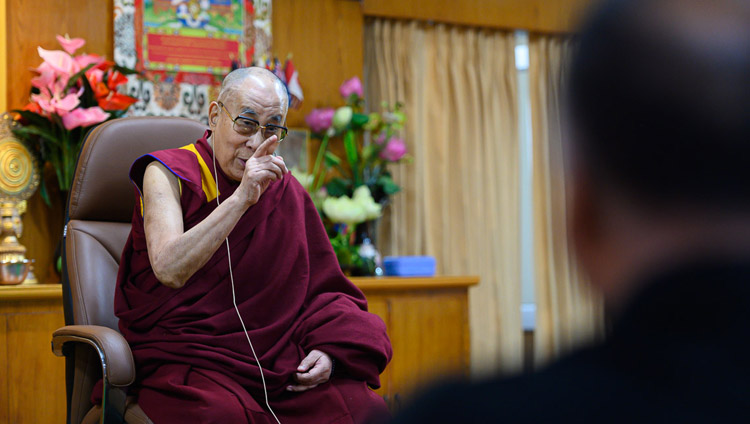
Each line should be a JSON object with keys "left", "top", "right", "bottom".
{"left": 391, "top": 260, "right": 750, "bottom": 423}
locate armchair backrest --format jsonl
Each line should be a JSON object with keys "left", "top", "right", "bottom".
{"left": 63, "top": 116, "right": 207, "bottom": 329}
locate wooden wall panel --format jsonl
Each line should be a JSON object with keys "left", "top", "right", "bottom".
{"left": 6, "top": 0, "right": 114, "bottom": 284}
{"left": 362, "top": 0, "right": 595, "bottom": 33}
{"left": 6, "top": 0, "right": 114, "bottom": 111}
{"left": 272, "top": 0, "right": 364, "bottom": 129}
{"left": 0, "top": 0, "right": 7, "bottom": 113}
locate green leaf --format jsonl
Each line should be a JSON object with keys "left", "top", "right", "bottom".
{"left": 114, "top": 64, "right": 140, "bottom": 75}
{"left": 324, "top": 151, "right": 342, "bottom": 167}
{"left": 64, "top": 63, "right": 96, "bottom": 91}
{"left": 343, "top": 131, "right": 359, "bottom": 166}
{"left": 399, "top": 153, "right": 415, "bottom": 164}
{"left": 343, "top": 130, "right": 359, "bottom": 185}
{"left": 77, "top": 73, "right": 98, "bottom": 108}
{"left": 13, "top": 126, "right": 61, "bottom": 146}
{"left": 378, "top": 174, "right": 401, "bottom": 195}
{"left": 351, "top": 113, "right": 369, "bottom": 128}
{"left": 325, "top": 177, "right": 351, "bottom": 197}
{"left": 108, "top": 109, "right": 127, "bottom": 119}
{"left": 324, "top": 151, "right": 347, "bottom": 176}
{"left": 346, "top": 93, "right": 360, "bottom": 106}
{"left": 362, "top": 143, "right": 379, "bottom": 165}
{"left": 311, "top": 135, "right": 330, "bottom": 192}
{"left": 39, "top": 178, "right": 51, "bottom": 207}
{"left": 12, "top": 110, "right": 53, "bottom": 130}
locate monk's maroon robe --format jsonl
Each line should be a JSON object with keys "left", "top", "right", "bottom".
{"left": 114, "top": 132, "right": 392, "bottom": 423}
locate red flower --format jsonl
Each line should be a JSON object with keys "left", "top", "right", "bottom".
{"left": 23, "top": 102, "right": 43, "bottom": 115}
{"left": 86, "top": 68, "right": 136, "bottom": 111}
{"left": 98, "top": 90, "right": 137, "bottom": 111}
{"left": 107, "top": 70, "right": 128, "bottom": 88}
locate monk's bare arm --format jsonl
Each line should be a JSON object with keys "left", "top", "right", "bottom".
{"left": 142, "top": 161, "right": 248, "bottom": 288}
{"left": 143, "top": 135, "right": 286, "bottom": 288}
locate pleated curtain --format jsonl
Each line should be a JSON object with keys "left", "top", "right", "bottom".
{"left": 364, "top": 19, "right": 523, "bottom": 374}
{"left": 529, "top": 34, "right": 604, "bottom": 366}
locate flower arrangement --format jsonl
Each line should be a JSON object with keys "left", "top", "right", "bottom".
{"left": 301, "top": 76, "right": 409, "bottom": 275}
{"left": 12, "top": 35, "right": 137, "bottom": 204}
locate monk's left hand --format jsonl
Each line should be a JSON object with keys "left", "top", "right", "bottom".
{"left": 287, "top": 349, "right": 333, "bottom": 392}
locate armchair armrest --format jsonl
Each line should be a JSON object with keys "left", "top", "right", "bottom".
{"left": 52, "top": 325, "right": 135, "bottom": 387}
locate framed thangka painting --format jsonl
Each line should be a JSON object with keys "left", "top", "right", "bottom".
{"left": 114, "top": 0, "right": 272, "bottom": 124}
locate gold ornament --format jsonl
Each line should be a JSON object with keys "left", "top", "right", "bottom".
{"left": 0, "top": 113, "right": 41, "bottom": 285}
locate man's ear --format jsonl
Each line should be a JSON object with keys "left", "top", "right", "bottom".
{"left": 208, "top": 101, "right": 220, "bottom": 129}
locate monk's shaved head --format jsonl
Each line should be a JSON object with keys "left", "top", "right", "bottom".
{"left": 218, "top": 67, "right": 289, "bottom": 117}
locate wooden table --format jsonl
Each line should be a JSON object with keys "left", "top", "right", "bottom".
{"left": 0, "top": 276, "right": 478, "bottom": 421}
{"left": 0, "top": 284, "right": 66, "bottom": 423}
{"left": 352, "top": 276, "right": 479, "bottom": 410}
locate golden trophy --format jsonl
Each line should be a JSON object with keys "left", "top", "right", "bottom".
{"left": 0, "top": 113, "right": 40, "bottom": 285}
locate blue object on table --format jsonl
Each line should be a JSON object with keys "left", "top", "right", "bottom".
{"left": 383, "top": 256, "right": 436, "bottom": 277}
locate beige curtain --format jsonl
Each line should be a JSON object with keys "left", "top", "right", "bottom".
{"left": 529, "top": 35, "right": 604, "bottom": 365}
{"left": 365, "top": 19, "right": 523, "bottom": 374}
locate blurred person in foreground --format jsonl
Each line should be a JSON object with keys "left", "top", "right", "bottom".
{"left": 391, "top": 0, "right": 750, "bottom": 422}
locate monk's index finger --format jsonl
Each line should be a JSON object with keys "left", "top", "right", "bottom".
{"left": 252, "top": 135, "right": 279, "bottom": 158}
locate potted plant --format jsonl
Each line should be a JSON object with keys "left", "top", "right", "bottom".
{"left": 12, "top": 34, "right": 138, "bottom": 205}
{"left": 300, "top": 77, "right": 410, "bottom": 275}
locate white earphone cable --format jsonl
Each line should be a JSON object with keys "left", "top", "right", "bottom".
{"left": 212, "top": 140, "right": 281, "bottom": 424}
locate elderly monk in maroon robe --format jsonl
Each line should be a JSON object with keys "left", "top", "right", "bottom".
{"left": 114, "top": 67, "right": 392, "bottom": 423}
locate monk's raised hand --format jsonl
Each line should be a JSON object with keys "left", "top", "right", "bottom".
{"left": 236, "top": 135, "right": 288, "bottom": 207}
{"left": 252, "top": 132, "right": 281, "bottom": 158}
{"left": 287, "top": 349, "right": 333, "bottom": 392}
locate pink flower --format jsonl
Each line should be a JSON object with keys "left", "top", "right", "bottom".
{"left": 339, "top": 77, "right": 363, "bottom": 98}
{"left": 380, "top": 137, "right": 407, "bottom": 161}
{"left": 30, "top": 68, "right": 56, "bottom": 93}
{"left": 31, "top": 92, "right": 80, "bottom": 117}
{"left": 37, "top": 47, "right": 79, "bottom": 78}
{"left": 375, "top": 133, "right": 387, "bottom": 145}
{"left": 305, "top": 108, "right": 335, "bottom": 133}
{"left": 56, "top": 35, "right": 85, "bottom": 55}
{"left": 85, "top": 68, "right": 104, "bottom": 85}
{"left": 62, "top": 107, "right": 109, "bottom": 130}
{"left": 75, "top": 54, "right": 106, "bottom": 70}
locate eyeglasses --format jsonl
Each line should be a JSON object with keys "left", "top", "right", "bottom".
{"left": 217, "top": 101, "right": 288, "bottom": 141}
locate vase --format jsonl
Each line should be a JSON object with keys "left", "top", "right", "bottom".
{"left": 354, "top": 217, "right": 384, "bottom": 277}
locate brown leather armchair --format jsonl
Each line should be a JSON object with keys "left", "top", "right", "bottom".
{"left": 51, "top": 116, "right": 207, "bottom": 424}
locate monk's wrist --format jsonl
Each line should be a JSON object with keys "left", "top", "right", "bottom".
{"left": 228, "top": 191, "right": 254, "bottom": 210}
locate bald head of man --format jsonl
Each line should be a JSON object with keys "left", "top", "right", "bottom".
{"left": 208, "top": 67, "right": 289, "bottom": 181}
